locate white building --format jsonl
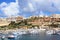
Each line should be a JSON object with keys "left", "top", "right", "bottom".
{"left": 52, "top": 14, "right": 60, "bottom": 18}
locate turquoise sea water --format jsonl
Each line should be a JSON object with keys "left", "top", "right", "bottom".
{"left": 1, "top": 32, "right": 60, "bottom": 40}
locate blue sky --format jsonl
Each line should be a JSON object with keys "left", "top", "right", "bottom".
{"left": 0, "top": 0, "right": 60, "bottom": 18}
{"left": 0, "top": 0, "right": 15, "bottom": 3}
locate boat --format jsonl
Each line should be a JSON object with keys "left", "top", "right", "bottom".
{"left": 7, "top": 35, "right": 15, "bottom": 39}
{"left": 46, "top": 30, "right": 54, "bottom": 35}
{"left": 1, "top": 36, "right": 5, "bottom": 39}
{"left": 19, "top": 30, "right": 27, "bottom": 35}
{"left": 57, "top": 31, "right": 60, "bottom": 35}
{"left": 39, "top": 27, "right": 46, "bottom": 31}
{"left": 28, "top": 29, "right": 41, "bottom": 34}
{"left": 7, "top": 30, "right": 27, "bottom": 39}
{"left": 31, "top": 29, "right": 38, "bottom": 34}
{"left": 0, "top": 33, "right": 6, "bottom": 39}
{"left": 7, "top": 32, "right": 19, "bottom": 39}
{"left": 46, "top": 30, "right": 58, "bottom": 35}
{"left": 28, "top": 26, "right": 46, "bottom": 34}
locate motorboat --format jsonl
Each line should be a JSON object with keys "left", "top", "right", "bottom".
{"left": 39, "top": 28, "right": 46, "bottom": 31}
{"left": 46, "top": 30, "right": 58, "bottom": 35}
{"left": 39, "top": 26, "right": 46, "bottom": 31}
{"left": 7, "top": 32, "right": 19, "bottom": 39}
{"left": 7, "top": 35, "right": 15, "bottom": 39}
{"left": 57, "top": 31, "right": 60, "bottom": 35}
{"left": 46, "top": 30, "right": 54, "bottom": 35}
{"left": 19, "top": 30, "right": 27, "bottom": 35}
{"left": 28, "top": 29, "right": 40, "bottom": 34}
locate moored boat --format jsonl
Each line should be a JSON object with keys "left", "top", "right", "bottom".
{"left": 46, "top": 30, "right": 59, "bottom": 35}
{"left": 46, "top": 30, "right": 54, "bottom": 35}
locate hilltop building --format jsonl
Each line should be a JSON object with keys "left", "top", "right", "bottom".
{"left": 6, "top": 16, "right": 23, "bottom": 23}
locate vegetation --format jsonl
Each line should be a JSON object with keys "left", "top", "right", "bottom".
{"left": 49, "top": 22, "right": 59, "bottom": 28}
{"left": 0, "top": 16, "right": 59, "bottom": 30}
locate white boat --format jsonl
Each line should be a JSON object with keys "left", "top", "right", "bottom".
{"left": 55, "top": 29, "right": 60, "bottom": 35}
{"left": 46, "top": 30, "right": 58, "bottom": 35}
{"left": 28, "top": 29, "right": 44, "bottom": 34}
{"left": 7, "top": 35, "right": 15, "bottom": 38}
{"left": 28, "top": 27, "right": 46, "bottom": 34}
{"left": 46, "top": 30, "right": 54, "bottom": 35}
{"left": 39, "top": 26, "right": 46, "bottom": 31}
{"left": 29, "top": 29, "right": 39, "bottom": 34}
{"left": 13, "top": 30, "right": 27, "bottom": 35}
{"left": 19, "top": 31, "right": 27, "bottom": 35}
{"left": 39, "top": 28, "right": 46, "bottom": 31}
{"left": 7, "top": 32, "right": 19, "bottom": 39}
{"left": 2, "top": 36, "right": 5, "bottom": 39}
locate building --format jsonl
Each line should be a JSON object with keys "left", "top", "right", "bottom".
{"left": 52, "top": 14, "right": 60, "bottom": 18}
{"left": 51, "top": 14, "right": 60, "bottom": 22}
{"left": 15, "top": 16, "right": 23, "bottom": 22}
{"left": 6, "top": 17, "right": 16, "bottom": 22}
{"left": 28, "top": 14, "right": 60, "bottom": 26}
{"left": 6, "top": 16, "right": 23, "bottom": 23}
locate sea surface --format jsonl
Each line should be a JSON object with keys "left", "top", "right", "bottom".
{"left": 0, "top": 32, "right": 60, "bottom": 40}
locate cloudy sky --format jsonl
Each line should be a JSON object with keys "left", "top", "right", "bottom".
{"left": 0, "top": 0, "right": 60, "bottom": 18}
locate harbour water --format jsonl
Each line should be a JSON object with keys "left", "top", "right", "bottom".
{"left": 0, "top": 31, "right": 60, "bottom": 40}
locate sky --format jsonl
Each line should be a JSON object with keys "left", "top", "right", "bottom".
{"left": 0, "top": 0, "right": 60, "bottom": 18}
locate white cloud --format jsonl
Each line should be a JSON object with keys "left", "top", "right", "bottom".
{"left": 0, "top": 2, "right": 7, "bottom": 8}
{"left": 23, "top": 2, "right": 35, "bottom": 12}
{"left": 23, "top": 7, "right": 28, "bottom": 12}
{"left": 1, "top": 2, "right": 19, "bottom": 17}
{"left": 16, "top": 0, "right": 18, "bottom": 4}
{"left": 0, "top": 0, "right": 60, "bottom": 18}
{"left": 24, "top": 0, "right": 60, "bottom": 12}
{"left": 28, "top": 3, "right": 34, "bottom": 12}
{"left": 52, "top": 0, "right": 60, "bottom": 11}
